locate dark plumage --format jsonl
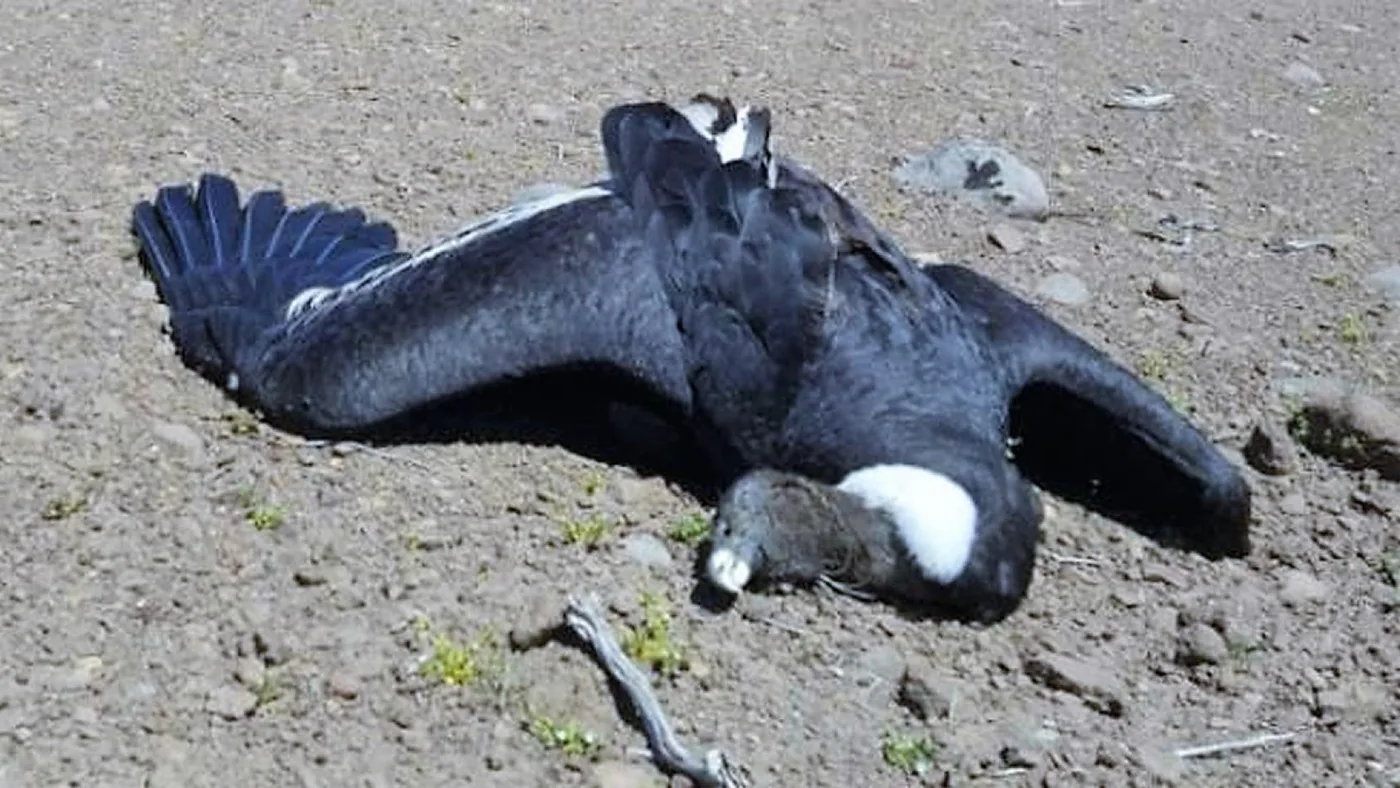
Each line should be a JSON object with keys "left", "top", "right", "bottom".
{"left": 129, "top": 96, "right": 1251, "bottom": 624}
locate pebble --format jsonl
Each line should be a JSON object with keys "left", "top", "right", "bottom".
{"left": 591, "top": 760, "right": 656, "bottom": 788}
{"left": 1313, "top": 680, "right": 1388, "bottom": 721}
{"left": 898, "top": 660, "right": 969, "bottom": 721}
{"left": 894, "top": 138, "right": 1050, "bottom": 220}
{"left": 1243, "top": 421, "right": 1299, "bottom": 476}
{"left": 1277, "top": 569, "right": 1329, "bottom": 607}
{"left": 1288, "top": 384, "right": 1400, "bottom": 480}
{"left": 1045, "top": 254, "right": 1081, "bottom": 271}
{"left": 1364, "top": 263, "right": 1400, "bottom": 302}
{"left": 151, "top": 421, "right": 205, "bottom": 454}
{"left": 205, "top": 685, "right": 258, "bottom": 720}
{"left": 1023, "top": 654, "right": 1125, "bottom": 717}
{"left": 855, "top": 644, "right": 906, "bottom": 687}
{"left": 987, "top": 223, "right": 1027, "bottom": 253}
{"left": 1278, "top": 493, "right": 1308, "bottom": 516}
{"left": 1035, "top": 273, "right": 1091, "bottom": 306}
{"left": 1176, "top": 623, "right": 1229, "bottom": 666}
{"left": 621, "top": 533, "right": 673, "bottom": 570}
{"left": 1148, "top": 271, "right": 1185, "bottom": 301}
{"left": 1282, "top": 61, "right": 1327, "bottom": 90}
{"left": 327, "top": 670, "right": 362, "bottom": 700}
{"left": 233, "top": 657, "right": 266, "bottom": 690}
{"left": 527, "top": 103, "right": 565, "bottom": 126}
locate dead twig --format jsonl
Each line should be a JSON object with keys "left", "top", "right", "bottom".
{"left": 563, "top": 595, "right": 750, "bottom": 788}
{"left": 1173, "top": 731, "right": 1299, "bottom": 760}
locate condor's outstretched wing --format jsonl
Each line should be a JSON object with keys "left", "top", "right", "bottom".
{"left": 130, "top": 172, "right": 693, "bottom": 437}
{"left": 922, "top": 263, "right": 1251, "bottom": 559}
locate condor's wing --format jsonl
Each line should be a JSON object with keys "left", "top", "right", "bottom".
{"left": 922, "top": 263, "right": 1251, "bottom": 559}
{"left": 130, "top": 172, "right": 692, "bottom": 437}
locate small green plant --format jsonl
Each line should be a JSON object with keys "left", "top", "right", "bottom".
{"left": 222, "top": 410, "right": 260, "bottom": 436}
{"left": 881, "top": 731, "right": 940, "bottom": 777}
{"left": 528, "top": 716, "right": 601, "bottom": 758}
{"left": 1338, "top": 313, "right": 1367, "bottom": 345}
{"left": 1165, "top": 387, "right": 1193, "bottom": 415}
{"left": 1312, "top": 272, "right": 1347, "bottom": 288}
{"left": 1136, "top": 349, "right": 1170, "bottom": 381}
{"left": 622, "top": 593, "right": 688, "bottom": 676}
{"left": 667, "top": 511, "right": 712, "bottom": 546}
{"left": 235, "top": 488, "right": 286, "bottom": 531}
{"left": 41, "top": 496, "right": 87, "bottom": 521}
{"left": 561, "top": 513, "right": 612, "bottom": 546}
{"left": 580, "top": 470, "right": 606, "bottom": 497}
{"left": 1377, "top": 549, "right": 1400, "bottom": 588}
{"left": 418, "top": 625, "right": 498, "bottom": 687}
{"left": 253, "top": 674, "right": 281, "bottom": 707}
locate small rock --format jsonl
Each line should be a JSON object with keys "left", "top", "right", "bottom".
{"left": 1288, "top": 385, "right": 1400, "bottom": 480}
{"left": 1278, "top": 569, "right": 1329, "bottom": 607}
{"left": 1035, "top": 273, "right": 1091, "bottom": 306}
{"left": 621, "top": 533, "right": 673, "bottom": 570}
{"left": 1148, "top": 271, "right": 1185, "bottom": 301}
{"left": 591, "top": 760, "right": 656, "bottom": 788}
{"left": 233, "top": 657, "right": 265, "bottom": 690}
{"left": 151, "top": 421, "right": 205, "bottom": 454}
{"left": 1134, "top": 746, "right": 1186, "bottom": 784}
{"left": 898, "top": 660, "right": 971, "bottom": 721}
{"left": 293, "top": 567, "right": 328, "bottom": 587}
{"left": 1278, "top": 493, "right": 1308, "bottom": 516}
{"left": 856, "top": 644, "right": 906, "bottom": 687}
{"left": 205, "top": 686, "right": 258, "bottom": 720}
{"left": 987, "top": 223, "right": 1027, "bottom": 253}
{"left": 1243, "top": 421, "right": 1299, "bottom": 476}
{"left": 327, "top": 671, "right": 361, "bottom": 700}
{"left": 1176, "top": 623, "right": 1229, "bottom": 666}
{"left": 527, "top": 103, "right": 565, "bottom": 125}
{"left": 129, "top": 278, "right": 158, "bottom": 302}
{"left": 1045, "top": 254, "right": 1081, "bottom": 271}
{"left": 1023, "top": 654, "right": 1124, "bottom": 717}
{"left": 1313, "top": 680, "right": 1388, "bottom": 721}
{"left": 1282, "top": 61, "right": 1327, "bottom": 90}
{"left": 1364, "top": 264, "right": 1400, "bottom": 302}
{"left": 895, "top": 138, "right": 1050, "bottom": 220}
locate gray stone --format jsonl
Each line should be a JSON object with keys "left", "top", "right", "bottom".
{"left": 1282, "top": 61, "right": 1326, "bottom": 90}
{"left": 1149, "top": 271, "right": 1185, "bottom": 301}
{"left": 151, "top": 421, "right": 205, "bottom": 454}
{"left": 1278, "top": 569, "right": 1329, "bottom": 607}
{"left": 987, "top": 223, "right": 1028, "bottom": 253}
{"left": 894, "top": 138, "right": 1050, "bottom": 220}
{"left": 1288, "top": 385, "right": 1400, "bottom": 480}
{"left": 1364, "top": 264, "right": 1400, "bottom": 302}
{"left": 205, "top": 685, "right": 258, "bottom": 720}
{"left": 898, "top": 660, "right": 972, "bottom": 721}
{"left": 1035, "top": 273, "right": 1091, "bottom": 306}
{"left": 1023, "top": 654, "right": 1125, "bottom": 717}
{"left": 622, "top": 533, "right": 673, "bottom": 570}
{"left": 1176, "top": 623, "right": 1229, "bottom": 666}
{"left": 1243, "top": 421, "right": 1299, "bottom": 476}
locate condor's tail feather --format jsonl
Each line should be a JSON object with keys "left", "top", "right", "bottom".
{"left": 130, "top": 172, "right": 407, "bottom": 390}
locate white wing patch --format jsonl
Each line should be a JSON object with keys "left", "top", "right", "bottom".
{"left": 836, "top": 464, "right": 978, "bottom": 584}
{"left": 283, "top": 185, "right": 612, "bottom": 323}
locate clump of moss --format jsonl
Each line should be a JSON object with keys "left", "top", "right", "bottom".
{"left": 528, "top": 716, "right": 602, "bottom": 759}
{"left": 622, "top": 593, "right": 689, "bottom": 676}
{"left": 1338, "top": 312, "right": 1367, "bottom": 345}
{"left": 235, "top": 488, "right": 285, "bottom": 531}
{"left": 41, "top": 496, "right": 87, "bottom": 521}
{"left": 560, "top": 513, "right": 612, "bottom": 546}
{"left": 414, "top": 617, "right": 500, "bottom": 687}
{"left": 667, "top": 511, "right": 712, "bottom": 546}
{"left": 881, "top": 731, "right": 940, "bottom": 776}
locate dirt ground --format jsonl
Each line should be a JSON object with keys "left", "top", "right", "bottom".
{"left": 3, "top": 0, "right": 1398, "bottom": 786}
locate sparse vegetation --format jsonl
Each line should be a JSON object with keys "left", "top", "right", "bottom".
{"left": 1338, "top": 312, "right": 1367, "bottom": 345}
{"left": 253, "top": 674, "right": 280, "bottom": 707}
{"left": 882, "top": 731, "right": 939, "bottom": 776}
{"left": 560, "top": 513, "right": 612, "bottom": 546}
{"left": 235, "top": 488, "right": 285, "bottom": 531}
{"left": 41, "top": 496, "right": 87, "bottom": 521}
{"left": 667, "top": 510, "right": 712, "bottom": 546}
{"left": 415, "top": 619, "right": 500, "bottom": 688}
{"left": 1136, "top": 349, "right": 1170, "bottom": 381}
{"left": 1376, "top": 549, "right": 1400, "bottom": 588}
{"left": 222, "top": 410, "right": 260, "bottom": 436}
{"left": 622, "top": 592, "right": 688, "bottom": 676}
{"left": 527, "top": 716, "right": 601, "bottom": 759}
{"left": 580, "top": 469, "right": 606, "bottom": 497}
